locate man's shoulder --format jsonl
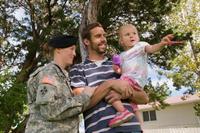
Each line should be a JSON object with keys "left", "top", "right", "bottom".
{"left": 71, "top": 62, "right": 84, "bottom": 67}
{"left": 69, "top": 62, "right": 87, "bottom": 77}
{"left": 70, "top": 62, "right": 85, "bottom": 72}
{"left": 71, "top": 58, "right": 95, "bottom": 70}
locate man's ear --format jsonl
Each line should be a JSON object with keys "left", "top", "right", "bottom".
{"left": 83, "top": 39, "right": 90, "bottom": 47}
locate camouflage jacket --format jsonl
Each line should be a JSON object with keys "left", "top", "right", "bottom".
{"left": 25, "top": 62, "right": 90, "bottom": 133}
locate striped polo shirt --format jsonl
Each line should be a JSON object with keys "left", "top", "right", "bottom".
{"left": 69, "top": 57, "right": 142, "bottom": 133}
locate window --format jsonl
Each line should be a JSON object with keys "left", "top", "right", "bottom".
{"left": 143, "top": 111, "right": 149, "bottom": 121}
{"left": 142, "top": 110, "right": 157, "bottom": 122}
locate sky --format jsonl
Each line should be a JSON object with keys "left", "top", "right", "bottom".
{"left": 148, "top": 64, "right": 186, "bottom": 96}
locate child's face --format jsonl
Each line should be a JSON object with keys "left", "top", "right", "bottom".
{"left": 119, "top": 25, "right": 139, "bottom": 50}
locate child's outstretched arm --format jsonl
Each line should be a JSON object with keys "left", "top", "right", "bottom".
{"left": 145, "top": 34, "right": 184, "bottom": 54}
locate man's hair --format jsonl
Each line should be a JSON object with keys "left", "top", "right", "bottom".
{"left": 81, "top": 22, "right": 102, "bottom": 40}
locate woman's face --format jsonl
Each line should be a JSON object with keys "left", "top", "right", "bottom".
{"left": 58, "top": 45, "right": 76, "bottom": 66}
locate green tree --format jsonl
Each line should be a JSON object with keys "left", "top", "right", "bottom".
{"left": 0, "top": 0, "right": 185, "bottom": 132}
{"left": 0, "top": 0, "right": 81, "bottom": 132}
{"left": 164, "top": 0, "right": 200, "bottom": 91}
{"left": 163, "top": 0, "right": 200, "bottom": 116}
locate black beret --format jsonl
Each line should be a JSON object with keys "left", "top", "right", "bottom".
{"left": 48, "top": 35, "right": 78, "bottom": 48}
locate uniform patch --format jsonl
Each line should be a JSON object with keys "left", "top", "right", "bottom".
{"left": 40, "top": 86, "right": 48, "bottom": 96}
{"left": 40, "top": 76, "right": 55, "bottom": 85}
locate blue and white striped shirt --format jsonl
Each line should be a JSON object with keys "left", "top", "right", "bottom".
{"left": 69, "top": 58, "right": 142, "bottom": 133}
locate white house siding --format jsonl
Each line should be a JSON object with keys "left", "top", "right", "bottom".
{"left": 143, "top": 127, "right": 200, "bottom": 133}
{"left": 141, "top": 103, "right": 200, "bottom": 129}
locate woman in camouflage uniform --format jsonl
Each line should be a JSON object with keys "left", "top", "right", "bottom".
{"left": 25, "top": 35, "right": 94, "bottom": 133}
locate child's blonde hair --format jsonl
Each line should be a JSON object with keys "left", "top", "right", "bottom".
{"left": 118, "top": 24, "right": 138, "bottom": 37}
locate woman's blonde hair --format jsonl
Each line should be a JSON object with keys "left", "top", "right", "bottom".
{"left": 42, "top": 43, "right": 55, "bottom": 61}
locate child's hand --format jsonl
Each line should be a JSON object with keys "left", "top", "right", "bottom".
{"left": 112, "top": 64, "right": 121, "bottom": 74}
{"left": 161, "top": 34, "right": 184, "bottom": 46}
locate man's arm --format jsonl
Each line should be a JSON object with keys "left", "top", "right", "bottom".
{"left": 86, "top": 81, "right": 113, "bottom": 109}
{"left": 77, "top": 79, "right": 134, "bottom": 109}
{"left": 129, "top": 89, "right": 149, "bottom": 104}
{"left": 111, "top": 80, "right": 149, "bottom": 104}
{"left": 88, "top": 79, "right": 149, "bottom": 108}
{"left": 105, "top": 83, "right": 149, "bottom": 105}
{"left": 73, "top": 81, "right": 113, "bottom": 110}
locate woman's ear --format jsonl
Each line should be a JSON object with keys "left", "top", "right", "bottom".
{"left": 54, "top": 48, "right": 60, "bottom": 54}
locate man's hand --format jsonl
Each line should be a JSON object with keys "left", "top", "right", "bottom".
{"left": 105, "top": 90, "right": 122, "bottom": 104}
{"left": 111, "top": 80, "right": 133, "bottom": 98}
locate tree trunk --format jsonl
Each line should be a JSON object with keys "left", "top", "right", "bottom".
{"left": 79, "top": 0, "right": 106, "bottom": 61}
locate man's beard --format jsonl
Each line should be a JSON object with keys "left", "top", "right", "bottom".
{"left": 91, "top": 44, "right": 106, "bottom": 55}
